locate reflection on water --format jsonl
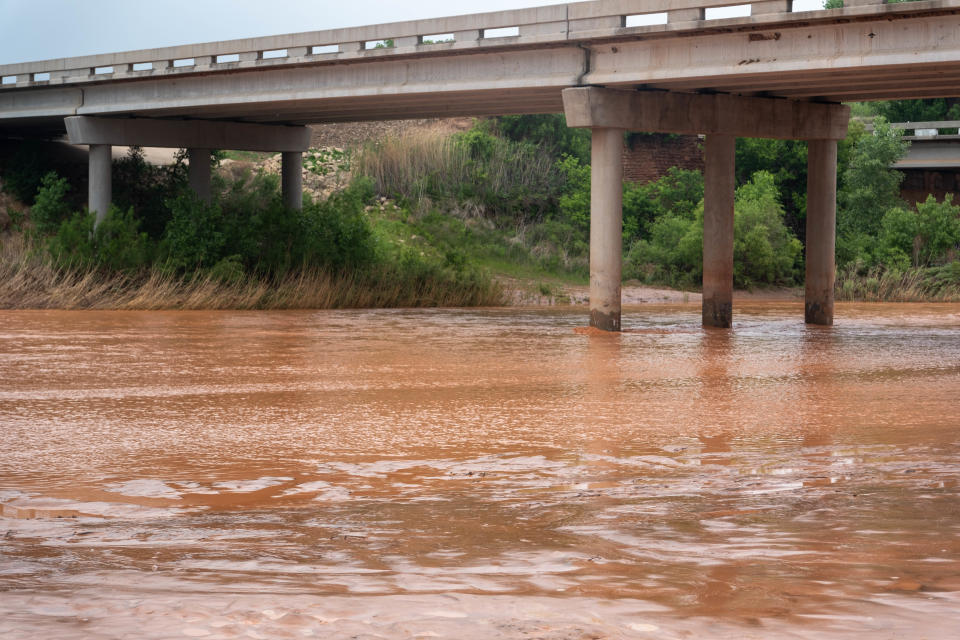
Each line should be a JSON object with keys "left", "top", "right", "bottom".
{"left": 1, "top": 303, "right": 959, "bottom": 639}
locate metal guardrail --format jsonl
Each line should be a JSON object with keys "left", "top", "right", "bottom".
{"left": 865, "top": 120, "right": 960, "bottom": 136}
{"left": 0, "top": 0, "right": 908, "bottom": 90}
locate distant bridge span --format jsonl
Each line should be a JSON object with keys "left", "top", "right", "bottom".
{"left": 1, "top": 0, "right": 958, "bottom": 329}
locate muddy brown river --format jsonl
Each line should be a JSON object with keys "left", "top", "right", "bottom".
{"left": 1, "top": 303, "right": 958, "bottom": 639}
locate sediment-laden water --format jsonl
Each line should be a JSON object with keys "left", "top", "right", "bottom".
{"left": 1, "top": 304, "right": 958, "bottom": 639}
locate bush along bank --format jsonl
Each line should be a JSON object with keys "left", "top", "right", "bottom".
{"left": 0, "top": 148, "right": 503, "bottom": 310}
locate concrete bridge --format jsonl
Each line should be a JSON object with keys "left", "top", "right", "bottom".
{"left": 2, "top": 0, "right": 959, "bottom": 330}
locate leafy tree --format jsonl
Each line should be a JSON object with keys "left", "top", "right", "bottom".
{"left": 626, "top": 171, "right": 801, "bottom": 288}
{"left": 46, "top": 205, "right": 150, "bottom": 272}
{"left": 30, "top": 172, "right": 73, "bottom": 236}
{"left": 555, "top": 154, "right": 591, "bottom": 234}
{"left": 112, "top": 146, "right": 187, "bottom": 240}
{"left": 838, "top": 117, "right": 909, "bottom": 239}
{"left": 732, "top": 171, "right": 804, "bottom": 287}
{"left": 160, "top": 193, "right": 225, "bottom": 271}
{"left": 915, "top": 195, "right": 960, "bottom": 265}
{"left": 493, "top": 114, "right": 591, "bottom": 165}
{"left": 876, "top": 206, "right": 918, "bottom": 270}
{"left": 623, "top": 167, "right": 703, "bottom": 244}
{"left": 735, "top": 138, "right": 808, "bottom": 239}
{"left": 873, "top": 99, "right": 960, "bottom": 125}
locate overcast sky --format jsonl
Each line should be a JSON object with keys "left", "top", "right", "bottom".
{"left": 0, "top": 0, "right": 827, "bottom": 66}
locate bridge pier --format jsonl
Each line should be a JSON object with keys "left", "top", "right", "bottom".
{"left": 188, "top": 149, "right": 212, "bottom": 204}
{"left": 65, "top": 116, "right": 313, "bottom": 225}
{"left": 702, "top": 134, "right": 736, "bottom": 329}
{"left": 88, "top": 144, "right": 112, "bottom": 225}
{"left": 805, "top": 140, "right": 838, "bottom": 326}
{"left": 589, "top": 127, "right": 625, "bottom": 332}
{"left": 562, "top": 87, "right": 849, "bottom": 331}
{"left": 282, "top": 152, "right": 303, "bottom": 211}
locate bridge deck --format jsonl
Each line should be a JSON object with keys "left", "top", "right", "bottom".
{"left": 2, "top": 0, "right": 960, "bottom": 136}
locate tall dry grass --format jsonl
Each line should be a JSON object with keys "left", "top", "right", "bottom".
{"left": 352, "top": 129, "right": 560, "bottom": 215}
{"left": 835, "top": 263, "right": 960, "bottom": 302}
{"left": 0, "top": 233, "right": 506, "bottom": 310}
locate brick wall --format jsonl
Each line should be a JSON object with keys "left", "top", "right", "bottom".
{"left": 900, "top": 168, "right": 960, "bottom": 205}
{"left": 622, "top": 134, "right": 704, "bottom": 183}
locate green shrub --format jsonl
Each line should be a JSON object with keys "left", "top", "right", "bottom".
{"left": 732, "top": 171, "right": 803, "bottom": 287}
{"left": 556, "top": 155, "right": 591, "bottom": 234}
{"left": 839, "top": 117, "right": 909, "bottom": 239}
{"left": 915, "top": 194, "right": 960, "bottom": 265}
{"left": 492, "top": 114, "right": 591, "bottom": 165}
{"left": 624, "top": 167, "right": 703, "bottom": 245}
{"left": 112, "top": 146, "right": 186, "bottom": 240}
{"left": 208, "top": 255, "right": 246, "bottom": 284}
{"left": 46, "top": 205, "right": 149, "bottom": 272}
{"left": 31, "top": 172, "right": 73, "bottom": 236}
{"left": 626, "top": 171, "right": 802, "bottom": 288}
{"left": 46, "top": 210, "right": 96, "bottom": 269}
{"left": 160, "top": 193, "right": 225, "bottom": 271}
{"left": 93, "top": 205, "right": 151, "bottom": 272}
{"left": 299, "top": 177, "right": 377, "bottom": 270}
{"left": 875, "top": 206, "right": 918, "bottom": 269}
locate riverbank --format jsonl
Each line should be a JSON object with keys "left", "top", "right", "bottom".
{"left": 8, "top": 228, "right": 958, "bottom": 309}
{"left": 0, "top": 233, "right": 504, "bottom": 310}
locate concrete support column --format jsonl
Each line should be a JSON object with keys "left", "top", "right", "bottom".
{"left": 589, "top": 127, "right": 624, "bottom": 332}
{"left": 805, "top": 139, "right": 838, "bottom": 326}
{"left": 702, "top": 134, "right": 736, "bottom": 328}
{"left": 88, "top": 144, "right": 112, "bottom": 226}
{"left": 188, "top": 148, "right": 212, "bottom": 204}
{"left": 282, "top": 151, "right": 303, "bottom": 211}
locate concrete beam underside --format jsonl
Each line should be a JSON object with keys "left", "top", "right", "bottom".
{"left": 65, "top": 116, "right": 311, "bottom": 152}
{"left": 562, "top": 87, "right": 850, "bottom": 141}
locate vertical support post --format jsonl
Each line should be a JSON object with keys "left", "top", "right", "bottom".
{"left": 702, "top": 134, "right": 736, "bottom": 328}
{"left": 589, "top": 127, "right": 624, "bottom": 332}
{"left": 88, "top": 144, "right": 112, "bottom": 226}
{"left": 188, "top": 148, "right": 212, "bottom": 204}
{"left": 805, "top": 139, "right": 838, "bottom": 326}
{"left": 282, "top": 151, "right": 303, "bottom": 211}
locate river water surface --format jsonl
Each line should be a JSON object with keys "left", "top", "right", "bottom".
{"left": 1, "top": 303, "right": 959, "bottom": 639}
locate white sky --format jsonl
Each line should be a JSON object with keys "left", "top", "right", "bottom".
{"left": 0, "top": 0, "right": 827, "bottom": 66}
